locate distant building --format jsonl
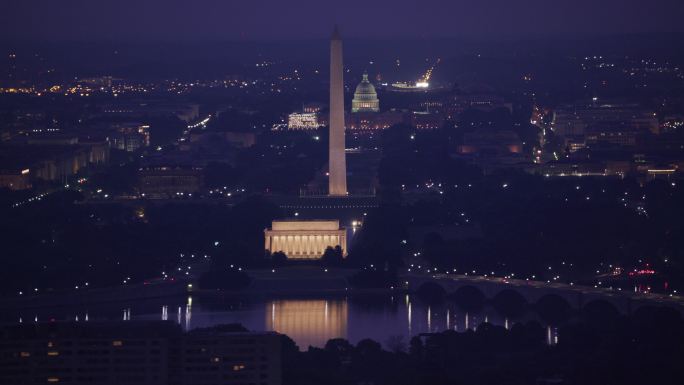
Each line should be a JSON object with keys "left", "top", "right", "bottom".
{"left": 454, "top": 129, "right": 527, "bottom": 173}
{"left": 456, "top": 94, "right": 513, "bottom": 113}
{"left": 78, "top": 75, "right": 118, "bottom": 88}
{"left": 0, "top": 142, "right": 109, "bottom": 185}
{"left": 138, "top": 152, "right": 205, "bottom": 196}
{"left": 179, "top": 328, "right": 282, "bottom": 385}
{"left": 458, "top": 130, "right": 524, "bottom": 155}
{"left": 111, "top": 124, "right": 150, "bottom": 152}
{"left": 99, "top": 101, "right": 199, "bottom": 123}
{"left": 189, "top": 131, "right": 256, "bottom": 149}
{"left": 351, "top": 72, "right": 379, "bottom": 113}
{"left": 584, "top": 121, "right": 646, "bottom": 147}
{"left": 287, "top": 112, "right": 321, "bottom": 130}
{"left": 138, "top": 165, "right": 203, "bottom": 197}
{"left": 264, "top": 220, "right": 347, "bottom": 260}
{"left": 347, "top": 110, "right": 404, "bottom": 131}
{"left": 536, "top": 160, "right": 610, "bottom": 177}
{"left": 287, "top": 102, "right": 327, "bottom": 130}
{"left": 112, "top": 132, "right": 147, "bottom": 152}
{"left": 0, "top": 321, "right": 282, "bottom": 385}
{"left": 303, "top": 102, "right": 324, "bottom": 114}
{"left": 0, "top": 168, "right": 31, "bottom": 190}
{"left": 410, "top": 111, "right": 445, "bottom": 130}
{"left": 551, "top": 102, "right": 658, "bottom": 139}
{"left": 440, "top": 94, "right": 513, "bottom": 118}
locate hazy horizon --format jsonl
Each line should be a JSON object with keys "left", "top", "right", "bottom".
{"left": 4, "top": 0, "right": 684, "bottom": 42}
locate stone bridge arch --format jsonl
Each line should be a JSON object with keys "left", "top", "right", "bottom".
{"left": 404, "top": 274, "right": 684, "bottom": 316}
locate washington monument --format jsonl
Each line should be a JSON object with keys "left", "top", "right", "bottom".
{"left": 328, "top": 26, "right": 347, "bottom": 196}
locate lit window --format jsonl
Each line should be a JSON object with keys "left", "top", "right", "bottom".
{"left": 47, "top": 351, "right": 59, "bottom": 356}
{"left": 20, "top": 352, "right": 30, "bottom": 358}
{"left": 47, "top": 378, "right": 60, "bottom": 383}
{"left": 112, "top": 340, "right": 123, "bottom": 347}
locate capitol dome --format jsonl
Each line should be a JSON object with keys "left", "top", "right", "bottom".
{"left": 351, "top": 72, "right": 380, "bottom": 113}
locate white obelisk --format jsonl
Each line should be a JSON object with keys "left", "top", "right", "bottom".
{"left": 328, "top": 26, "right": 347, "bottom": 196}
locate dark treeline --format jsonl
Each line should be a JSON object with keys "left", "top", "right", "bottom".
{"left": 0, "top": 192, "right": 281, "bottom": 294}
{"left": 280, "top": 306, "right": 684, "bottom": 385}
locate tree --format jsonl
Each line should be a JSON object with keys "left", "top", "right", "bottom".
{"left": 409, "top": 336, "right": 424, "bottom": 358}
{"left": 148, "top": 116, "right": 185, "bottom": 147}
{"left": 422, "top": 232, "right": 450, "bottom": 267}
{"left": 271, "top": 251, "right": 288, "bottom": 266}
{"left": 204, "top": 162, "right": 241, "bottom": 189}
{"left": 321, "top": 246, "right": 344, "bottom": 266}
{"left": 325, "top": 338, "right": 354, "bottom": 358}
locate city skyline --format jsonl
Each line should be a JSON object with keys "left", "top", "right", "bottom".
{"left": 2, "top": 4, "right": 684, "bottom": 384}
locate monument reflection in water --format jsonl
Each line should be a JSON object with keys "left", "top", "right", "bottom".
{"left": 266, "top": 300, "right": 348, "bottom": 348}
{"left": 6, "top": 296, "right": 561, "bottom": 349}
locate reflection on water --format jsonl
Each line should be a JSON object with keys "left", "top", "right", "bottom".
{"left": 185, "top": 296, "right": 192, "bottom": 330}
{"left": 5, "top": 295, "right": 563, "bottom": 349}
{"left": 266, "top": 300, "right": 348, "bottom": 349}
{"left": 547, "top": 325, "right": 559, "bottom": 346}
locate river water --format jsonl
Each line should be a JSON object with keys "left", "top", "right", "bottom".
{"left": 2, "top": 294, "right": 560, "bottom": 349}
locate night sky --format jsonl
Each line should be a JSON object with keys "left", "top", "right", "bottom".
{"left": 3, "top": 0, "right": 684, "bottom": 41}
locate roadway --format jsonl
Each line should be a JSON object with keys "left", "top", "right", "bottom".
{"left": 404, "top": 272, "right": 684, "bottom": 307}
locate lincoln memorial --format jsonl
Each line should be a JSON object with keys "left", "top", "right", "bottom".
{"left": 264, "top": 220, "right": 347, "bottom": 260}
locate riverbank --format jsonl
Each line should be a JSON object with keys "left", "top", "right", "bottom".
{"left": 0, "top": 280, "right": 190, "bottom": 311}
{"left": 0, "top": 266, "right": 400, "bottom": 311}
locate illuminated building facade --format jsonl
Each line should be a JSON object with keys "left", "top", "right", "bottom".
{"left": 111, "top": 124, "right": 150, "bottom": 152}
{"left": 351, "top": 72, "right": 379, "bottom": 113}
{"left": 264, "top": 220, "right": 347, "bottom": 260}
{"left": 287, "top": 112, "right": 321, "bottom": 130}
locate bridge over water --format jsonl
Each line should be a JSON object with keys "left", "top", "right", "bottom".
{"left": 403, "top": 273, "right": 684, "bottom": 316}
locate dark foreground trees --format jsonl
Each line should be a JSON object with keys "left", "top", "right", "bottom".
{"left": 280, "top": 306, "right": 684, "bottom": 385}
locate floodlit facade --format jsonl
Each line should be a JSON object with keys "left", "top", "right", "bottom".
{"left": 264, "top": 220, "right": 347, "bottom": 260}
{"left": 287, "top": 112, "right": 321, "bottom": 130}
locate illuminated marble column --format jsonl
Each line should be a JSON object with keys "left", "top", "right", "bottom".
{"left": 328, "top": 26, "right": 347, "bottom": 196}
{"left": 316, "top": 235, "right": 323, "bottom": 257}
